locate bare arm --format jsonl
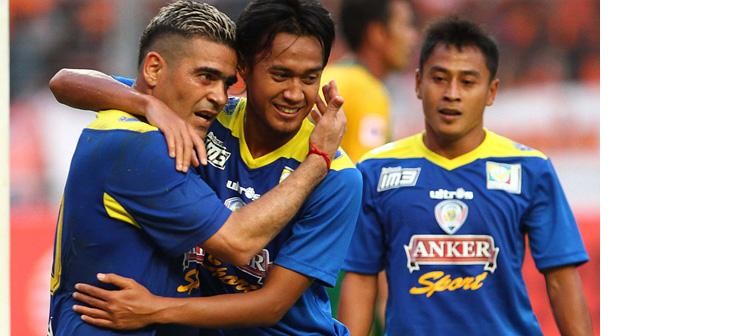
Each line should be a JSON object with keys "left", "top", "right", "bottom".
{"left": 544, "top": 265, "right": 593, "bottom": 336}
{"left": 337, "top": 272, "right": 378, "bottom": 336}
{"left": 73, "top": 266, "right": 311, "bottom": 329}
{"left": 49, "top": 68, "right": 205, "bottom": 171}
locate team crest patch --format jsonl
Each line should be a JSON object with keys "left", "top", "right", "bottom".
{"left": 486, "top": 162, "right": 521, "bottom": 194}
{"left": 404, "top": 234, "right": 499, "bottom": 273}
{"left": 224, "top": 197, "right": 245, "bottom": 211}
{"left": 377, "top": 166, "right": 421, "bottom": 192}
{"left": 434, "top": 200, "right": 468, "bottom": 235}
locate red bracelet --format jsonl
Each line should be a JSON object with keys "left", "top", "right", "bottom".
{"left": 308, "top": 144, "right": 331, "bottom": 170}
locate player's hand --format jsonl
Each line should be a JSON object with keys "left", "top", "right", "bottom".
{"left": 72, "top": 273, "right": 160, "bottom": 330}
{"left": 310, "top": 80, "right": 346, "bottom": 160}
{"left": 143, "top": 95, "right": 208, "bottom": 172}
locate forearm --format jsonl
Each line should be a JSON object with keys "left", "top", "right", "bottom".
{"left": 154, "top": 291, "right": 278, "bottom": 328}
{"left": 155, "top": 266, "right": 308, "bottom": 327}
{"left": 49, "top": 68, "right": 149, "bottom": 117}
{"left": 545, "top": 266, "right": 593, "bottom": 336}
{"left": 210, "top": 155, "right": 328, "bottom": 264}
{"left": 338, "top": 272, "right": 378, "bottom": 336}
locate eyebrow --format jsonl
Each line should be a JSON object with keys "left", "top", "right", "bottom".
{"left": 196, "top": 66, "right": 237, "bottom": 85}
{"left": 268, "top": 65, "right": 323, "bottom": 75}
{"left": 429, "top": 65, "right": 481, "bottom": 77}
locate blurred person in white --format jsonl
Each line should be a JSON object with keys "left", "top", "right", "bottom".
{"left": 337, "top": 17, "right": 593, "bottom": 336}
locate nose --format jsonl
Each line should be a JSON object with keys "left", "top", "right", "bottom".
{"left": 282, "top": 80, "right": 305, "bottom": 104}
{"left": 443, "top": 80, "right": 460, "bottom": 102}
{"left": 208, "top": 81, "right": 228, "bottom": 110}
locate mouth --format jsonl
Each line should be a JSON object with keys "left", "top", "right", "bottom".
{"left": 273, "top": 103, "right": 304, "bottom": 116}
{"left": 438, "top": 108, "right": 462, "bottom": 117}
{"left": 194, "top": 110, "right": 217, "bottom": 122}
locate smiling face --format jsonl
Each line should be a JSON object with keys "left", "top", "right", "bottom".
{"left": 416, "top": 43, "right": 499, "bottom": 144}
{"left": 242, "top": 33, "right": 324, "bottom": 145}
{"left": 149, "top": 37, "right": 238, "bottom": 138}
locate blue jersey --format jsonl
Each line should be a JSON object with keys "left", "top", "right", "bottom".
{"left": 48, "top": 110, "right": 231, "bottom": 335}
{"left": 198, "top": 98, "right": 362, "bottom": 335}
{"left": 344, "top": 132, "right": 588, "bottom": 335}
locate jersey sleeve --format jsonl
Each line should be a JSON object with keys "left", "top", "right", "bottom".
{"left": 274, "top": 167, "right": 363, "bottom": 287}
{"left": 341, "top": 162, "right": 386, "bottom": 275}
{"left": 105, "top": 132, "right": 231, "bottom": 257}
{"left": 523, "top": 159, "right": 589, "bottom": 270}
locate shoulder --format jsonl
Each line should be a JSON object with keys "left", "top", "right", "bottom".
{"left": 215, "top": 96, "right": 246, "bottom": 131}
{"left": 359, "top": 133, "right": 425, "bottom": 163}
{"left": 480, "top": 130, "right": 548, "bottom": 161}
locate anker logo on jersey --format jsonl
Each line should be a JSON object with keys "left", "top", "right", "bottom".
{"left": 404, "top": 235, "right": 499, "bottom": 273}
{"left": 236, "top": 249, "right": 272, "bottom": 285}
{"left": 206, "top": 131, "right": 231, "bottom": 170}
{"left": 377, "top": 166, "right": 421, "bottom": 192}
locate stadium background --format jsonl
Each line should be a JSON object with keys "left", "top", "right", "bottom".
{"left": 8, "top": 0, "right": 599, "bottom": 334}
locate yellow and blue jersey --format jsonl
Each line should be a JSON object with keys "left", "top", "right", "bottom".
{"left": 344, "top": 131, "right": 588, "bottom": 335}
{"left": 197, "top": 98, "right": 362, "bottom": 336}
{"left": 48, "top": 110, "right": 231, "bottom": 335}
{"left": 321, "top": 62, "right": 390, "bottom": 162}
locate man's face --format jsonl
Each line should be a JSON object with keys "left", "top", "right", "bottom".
{"left": 382, "top": 0, "right": 417, "bottom": 72}
{"left": 153, "top": 38, "right": 238, "bottom": 138}
{"left": 416, "top": 44, "right": 499, "bottom": 142}
{"left": 243, "top": 33, "right": 324, "bottom": 137}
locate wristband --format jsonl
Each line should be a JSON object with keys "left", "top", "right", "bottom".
{"left": 308, "top": 144, "right": 331, "bottom": 170}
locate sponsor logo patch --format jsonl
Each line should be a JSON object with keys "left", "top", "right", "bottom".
{"left": 377, "top": 166, "right": 421, "bottom": 192}
{"left": 434, "top": 200, "right": 468, "bottom": 234}
{"left": 226, "top": 180, "right": 260, "bottom": 201}
{"left": 429, "top": 188, "right": 474, "bottom": 200}
{"left": 486, "top": 161, "right": 521, "bottom": 194}
{"left": 206, "top": 132, "right": 231, "bottom": 169}
{"left": 403, "top": 234, "right": 499, "bottom": 273}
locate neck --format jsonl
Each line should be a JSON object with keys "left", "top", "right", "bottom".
{"left": 243, "top": 107, "right": 297, "bottom": 159}
{"left": 423, "top": 126, "right": 485, "bottom": 159}
{"left": 356, "top": 47, "right": 388, "bottom": 80}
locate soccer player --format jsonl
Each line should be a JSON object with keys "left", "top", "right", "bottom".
{"left": 49, "top": 0, "right": 362, "bottom": 335}
{"left": 321, "top": 0, "right": 417, "bottom": 161}
{"left": 47, "top": 1, "right": 346, "bottom": 335}
{"left": 337, "top": 18, "right": 594, "bottom": 335}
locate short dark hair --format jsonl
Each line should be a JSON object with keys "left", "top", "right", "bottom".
{"left": 235, "top": 0, "right": 335, "bottom": 68}
{"left": 340, "top": 0, "right": 392, "bottom": 51}
{"left": 419, "top": 17, "right": 499, "bottom": 80}
{"left": 138, "top": 0, "right": 236, "bottom": 66}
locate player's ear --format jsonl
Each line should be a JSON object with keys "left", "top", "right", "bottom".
{"left": 415, "top": 69, "right": 423, "bottom": 100}
{"left": 141, "top": 51, "right": 166, "bottom": 88}
{"left": 485, "top": 78, "right": 500, "bottom": 106}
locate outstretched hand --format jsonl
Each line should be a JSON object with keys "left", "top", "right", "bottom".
{"left": 144, "top": 96, "right": 208, "bottom": 172}
{"left": 310, "top": 80, "right": 346, "bottom": 160}
{"left": 72, "top": 273, "right": 161, "bottom": 330}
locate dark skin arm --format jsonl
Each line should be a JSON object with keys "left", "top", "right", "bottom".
{"left": 49, "top": 69, "right": 204, "bottom": 172}
{"left": 72, "top": 265, "right": 311, "bottom": 329}
{"left": 543, "top": 265, "right": 593, "bottom": 336}
{"left": 337, "top": 272, "right": 378, "bottom": 336}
